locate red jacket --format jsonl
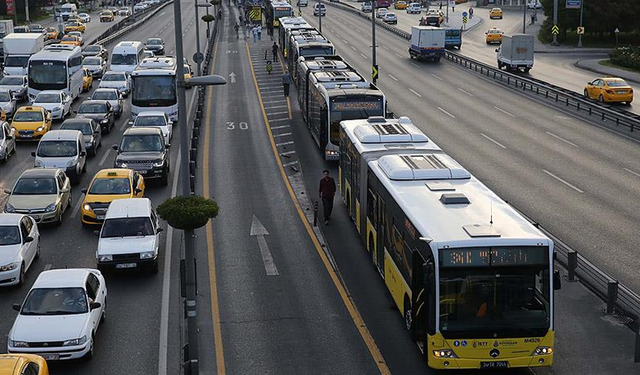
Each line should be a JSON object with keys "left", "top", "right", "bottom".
{"left": 319, "top": 177, "right": 336, "bottom": 198}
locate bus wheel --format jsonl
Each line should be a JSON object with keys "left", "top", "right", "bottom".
{"left": 404, "top": 296, "right": 412, "bottom": 331}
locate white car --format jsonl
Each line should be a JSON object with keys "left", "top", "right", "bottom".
{"left": 383, "top": 12, "right": 397, "bottom": 24}
{"left": 83, "top": 56, "right": 107, "bottom": 77}
{"left": 0, "top": 214, "right": 40, "bottom": 287}
{"left": 407, "top": 3, "right": 421, "bottom": 14}
{"left": 131, "top": 111, "right": 173, "bottom": 144}
{"left": 375, "top": 7, "right": 388, "bottom": 18}
{"left": 119, "top": 7, "right": 132, "bottom": 16}
{"left": 78, "top": 12, "right": 91, "bottom": 22}
{"left": 361, "top": 2, "right": 372, "bottom": 12}
{"left": 31, "top": 90, "right": 72, "bottom": 120}
{"left": 0, "top": 89, "right": 17, "bottom": 118}
{"left": 99, "top": 71, "right": 131, "bottom": 97}
{"left": 8, "top": 268, "right": 107, "bottom": 360}
{"left": 90, "top": 88, "right": 124, "bottom": 118}
{"left": 133, "top": 3, "right": 145, "bottom": 12}
{"left": 0, "top": 76, "right": 28, "bottom": 101}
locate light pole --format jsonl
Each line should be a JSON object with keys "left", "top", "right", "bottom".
{"left": 371, "top": 0, "right": 377, "bottom": 84}
{"left": 318, "top": 0, "right": 322, "bottom": 32}
{"left": 522, "top": 1, "right": 526, "bottom": 34}
{"left": 194, "top": 0, "right": 202, "bottom": 76}
{"left": 25, "top": 0, "right": 30, "bottom": 23}
{"left": 171, "top": 0, "right": 226, "bottom": 374}
{"left": 198, "top": 3, "right": 213, "bottom": 38}
{"left": 577, "top": 0, "right": 584, "bottom": 48}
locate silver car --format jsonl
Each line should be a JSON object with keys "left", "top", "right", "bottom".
{"left": 99, "top": 71, "right": 131, "bottom": 97}
{"left": 0, "top": 90, "right": 17, "bottom": 118}
{"left": 83, "top": 56, "right": 107, "bottom": 77}
{"left": 0, "top": 121, "right": 16, "bottom": 163}
{"left": 0, "top": 76, "right": 28, "bottom": 101}
{"left": 90, "top": 88, "right": 124, "bottom": 118}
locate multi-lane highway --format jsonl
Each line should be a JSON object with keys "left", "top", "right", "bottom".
{"left": 0, "top": 2, "right": 204, "bottom": 374}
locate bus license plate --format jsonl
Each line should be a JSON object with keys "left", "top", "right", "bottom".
{"left": 481, "top": 361, "right": 508, "bottom": 369}
{"left": 116, "top": 263, "right": 137, "bottom": 269}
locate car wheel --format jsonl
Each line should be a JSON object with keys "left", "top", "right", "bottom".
{"left": 56, "top": 209, "right": 64, "bottom": 226}
{"left": 84, "top": 336, "right": 94, "bottom": 360}
{"left": 599, "top": 94, "right": 605, "bottom": 103}
{"left": 583, "top": 89, "right": 589, "bottom": 98}
{"left": 2, "top": 152, "right": 7, "bottom": 164}
{"left": 17, "top": 263, "right": 25, "bottom": 286}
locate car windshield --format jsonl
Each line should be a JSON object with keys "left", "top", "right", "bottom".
{"left": 79, "top": 103, "right": 107, "bottom": 113}
{"left": 83, "top": 57, "right": 101, "bottom": 65}
{"left": 0, "top": 92, "right": 11, "bottom": 102}
{"left": 607, "top": 80, "right": 629, "bottom": 87}
{"left": 120, "top": 134, "right": 163, "bottom": 152}
{"left": 37, "top": 141, "right": 78, "bottom": 157}
{"left": 86, "top": 46, "right": 101, "bottom": 53}
{"left": 102, "top": 217, "right": 154, "bottom": 237}
{"left": 89, "top": 178, "right": 131, "bottom": 195}
{"left": 35, "top": 93, "right": 60, "bottom": 103}
{"left": 61, "top": 122, "right": 92, "bottom": 135}
{"left": 0, "top": 226, "right": 21, "bottom": 246}
{"left": 61, "top": 36, "right": 77, "bottom": 42}
{"left": 4, "top": 56, "right": 29, "bottom": 68}
{"left": 147, "top": 39, "right": 162, "bottom": 45}
{"left": 13, "top": 111, "right": 43, "bottom": 122}
{"left": 111, "top": 53, "right": 137, "bottom": 65}
{"left": 135, "top": 116, "right": 165, "bottom": 127}
{"left": 92, "top": 91, "right": 118, "bottom": 100}
{"left": 13, "top": 178, "right": 57, "bottom": 195}
{"left": 0, "top": 77, "right": 24, "bottom": 85}
{"left": 102, "top": 73, "right": 126, "bottom": 82}
{"left": 21, "top": 287, "right": 88, "bottom": 315}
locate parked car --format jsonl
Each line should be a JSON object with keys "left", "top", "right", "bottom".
{"left": 76, "top": 100, "right": 116, "bottom": 134}
{"left": 130, "top": 111, "right": 173, "bottom": 144}
{"left": 83, "top": 56, "right": 108, "bottom": 77}
{"left": 60, "top": 118, "right": 102, "bottom": 156}
{"left": 8, "top": 269, "right": 107, "bottom": 360}
{"left": 90, "top": 88, "right": 124, "bottom": 118}
{"left": 0, "top": 121, "right": 16, "bottom": 163}
{"left": 0, "top": 90, "right": 17, "bottom": 119}
{"left": 528, "top": 0, "right": 542, "bottom": 9}
{"left": 31, "top": 90, "right": 72, "bottom": 120}
{"left": 0, "top": 76, "right": 28, "bottom": 101}
{"left": 99, "top": 71, "right": 131, "bottom": 97}
{"left": 0, "top": 213, "right": 40, "bottom": 286}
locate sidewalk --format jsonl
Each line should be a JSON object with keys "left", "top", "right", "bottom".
{"left": 438, "top": 2, "right": 483, "bottom": 32}
{"left": 575, "top": 58, "right": 640, "bottom": 84}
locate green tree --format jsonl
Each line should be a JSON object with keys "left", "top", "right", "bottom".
{"left": 157, "top": 195, "right": 219, "bottom": 230}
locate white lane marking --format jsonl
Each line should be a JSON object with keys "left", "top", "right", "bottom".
{"left": 283, "top": 160, "right": 299, "bottom": 167}
{"left": 159, "top": 11, "right": 166, "bottom": 16}
{"left": 273, "top": 132, "right": 292, "bottom": 138}
{"left": 395, "top": 53, "right": 403, "bottom": 58}
{"left": 431, "top": 73, "right": 443, "bottom": 81}
{"left": 120, "top": 120, "right": 129, "bottom": 131}
{"left": 437, "top": 107, "right": 456, "bottom": 119}
{"left": 271, "top": 125, "right": 290, "bottom": 130}
{"left": 360, "top": 53, "right": 368, "bottom": 59}
{"left": 343, "top": 39, "right": 348, "bottom": 44}
{"left": 382, "top": 45, "right": 389, "bottom": 50}
{"left": 280, "top": 150, "right": 296, "bottom": 156}
{"left": 250, "top": 216, "right": 279, "bottom": 276}
{"left": 546, "top": 131, "right": 579, "bottom": 148}
{"left": 350, "top": 45, "right": 357, "bottom": 51}
{"left": 555, "top": 115, "right": 572, "bottom": 119}
{"left": 265, "top": 105, "right": 288, "bottom": 110}
{"left": 71, "top": 193, "right": 85, "bottom": 218}
{"left": 329, "top": 27, "right": 335, "bottom": 32}
{"left": 276, "top": 141, "right": 294, "bottom": 147}
{"left": 458, "top": 87, "right": 474, "bottom": 96}
{"left": 269, "top": 118, "right": 289, "bottom": 123}
{"left": 408, "top": 88, "right": 422, "bottom": 98}
{"left": 480, "top": 133, "right": 507, "bottom": 149}
{"left": 388, "top": 74, "right": 398, "bottom": 81}
{"left": 493, "top": 106, "right": 516, "bottom": 118}
{"left": 98, "top": 148, "right": 112, "bottom": 167}
{"left": 268, "top": 111, "right": 290, "bottom": 116}
{"left": 624, "top": 168, "right": 640, "bottom": 178}
{"left": 410, "top": 62, "right": 419, "bottom": 68}
{"left": 543, "top": 170, "right": 584, "bottom": 193}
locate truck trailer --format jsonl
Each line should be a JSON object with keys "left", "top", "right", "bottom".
{"left": 409, "top": 26, "right": 445, "bottom": 62}
{"left": 496, "top": 34, "right": 534, "bottom": 73}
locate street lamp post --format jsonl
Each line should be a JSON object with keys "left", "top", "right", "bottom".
{"left": 25, "top": 0, "right": 30, "bottom": 23}
{"left": 577, "top": 0, "right": 584, "bottom": 48}
{"left": 198, "top": 4, "right": 213, "bottom": 38}
{"left": 552, "top": 0, "right": 559, "bottom": 45}
{"left": 522, "top": 1, "right": 526, "bottom": 34}
{"left": 194, "top": 0, "right": 202, "bottom": 76}
{"left": 371, "top": 0, "right": 377, "bottom": 84}
{"left": 318, "top": 0, "right": 322, "bottom": 32}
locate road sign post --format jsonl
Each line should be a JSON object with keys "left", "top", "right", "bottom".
{"left": 615, "top": 27, "right": 620, "bottom": 48}
{"left": 577, "top": 0, "right": 584, "bottom": 48}
{"left": 552, "top": 0, "right": 559, "bottom": 45}
{"left": 462, "top": 11, "right": 467, "bottom": 30}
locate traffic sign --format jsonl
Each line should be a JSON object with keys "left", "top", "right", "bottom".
{"left": 462, "top": 16, "right": 468, "bottom": 24}
{"left": 566, "top": 0, "right": 580, "bottom": 9}
{"left": 552, "top": 25, "right": 560, "bottom": 35}
{"left": 577, "top": 26, "right": 584, "bottom": 35}
{"left": 193, "top": 52, "right": 204, "bottom": 64}
{"left": 372, "top": 65, "right": 379, "bottom": 81}
{"left": 462, "top": 11, "right": 468, "bottom": 17}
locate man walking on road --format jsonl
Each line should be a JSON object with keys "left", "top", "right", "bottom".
{"left": 282, "top": 71, "right": 292, "bottom": 97}
{"left": 272, "top": 42, "right": 279, "bottom": 62}
{"left": 319, "top": 170, "right": 336, "bottom": 225}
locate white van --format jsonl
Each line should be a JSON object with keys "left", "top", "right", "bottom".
{"left": 60, "top": 3, "right": 78, "bottom": 21}
{"left": 32, "top": 130, "right": 87, "bottom": 183}
{"left": 110, "top": 41, "right": 145, "bottom": 74}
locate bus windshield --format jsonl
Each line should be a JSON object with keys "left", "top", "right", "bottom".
{"left": 28, "top": 60, "right": 67, "bottom": 91}
{"left": 329, "top": 95, "right": 383, "bottom": 145}
{"left": 439, "top": 265, "right": 551, "bottom": 338}
{"left": 132, "top": 75, "right": 177, "bottom": 107}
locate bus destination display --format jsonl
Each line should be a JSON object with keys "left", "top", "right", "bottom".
{"left": 439, "top": 247, "right": 548, "bottom": 267}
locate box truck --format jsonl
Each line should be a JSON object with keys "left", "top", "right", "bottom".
{"left": 2, "top": 33, "right": 46, "bottom": 75}
{"left": 496, "top": 34, "right": 534, "bottom": 73}
{"left": 0, "top": 20, "right": 15, "bottom": 64}
{"left": 408, "top": 26, "right": 445, "bottom": 62}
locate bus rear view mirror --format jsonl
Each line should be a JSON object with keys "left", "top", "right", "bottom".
{"left": 553, "top": 269, "right": 562, "bottom": 290}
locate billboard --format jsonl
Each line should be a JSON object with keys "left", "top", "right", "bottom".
{"left": 6, "top": 0, "right": 15, "bottom": 15}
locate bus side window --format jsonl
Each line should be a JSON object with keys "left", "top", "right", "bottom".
{"left": 367, "top": 188, "right": 377, "bottom": 227}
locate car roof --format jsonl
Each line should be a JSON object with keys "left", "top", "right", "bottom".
{"left": 32, "top": 269, "right": 91, "bottom": 289}
{"left": 19, "top": 168, "right": 61, "bottom": 179}
{"left": 15, "top": 106, "right": 45, "bottom": 113}
{"left": 94, "top": 168, "right": 132, "bottom": 179}
{"left": 41, "top": 129, "right": 82, "bottom": 141}
{"left": 123, "top": 127, "right": 163, "bottom": 135}
{"left": 81, "top": 99, "right": 109, "bottom": 106}
{"left": 105, "top": 198, "right": 152, "bottom": 219}
{"left": 603, "top": 77, "right": 627, "bottom": 83}
{"left": 0, "top": 213, "right": 24, "bottom": 226}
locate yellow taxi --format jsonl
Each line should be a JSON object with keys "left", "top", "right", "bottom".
{"left": 60, "top": 35, "right": 82, "bottom": 46}
{"left": 100, "top": 10, "right": 115, "bottom": 22}
{"left": 63, "top": 21, "right": 86, "bottom": 33}
{"left": 10, "top": 106, "right": 52, "bottom": 141}
{"left": 45, "top": 27, "right": 59, "bottom": 40}
{"left": 0, "top": 354, "right": 49, "bottom": 375}
{"left": 81, "top": 169, "right": 146, "bottom": 225}
{"left": 485, "top": 28, "right": 504, "bottom": 44}
{"left": 184, "top": 64, "right": 194, "bottom": 89}
{"left": 82, "top": 68, "right": 94, "bottom": 92}
{"left": 0, "top": 108, "right": 6, "bottom": 122}
{"left": 394, "top": 1, "right": 407, "bottom": 9}
{"left": 584, "top": 77, "right": 634, "bottom": 104}
{"left": 489, "top": 7, "right": 503, "bottom": 19}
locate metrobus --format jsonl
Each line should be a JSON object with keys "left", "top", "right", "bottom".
{"left": 295, "top": 55, "right": 350, "bottom": 90}
{"left": 27, "top": 44, "right": 83, "bottom": 102}
{"left": 131, "top": 57, "right": 179, "bottom": 121}
{"left": 277, "top": 17, "right": 314, "bottom": 58}
{"left": 299, "top": 69, "right": 385, "bottom": 160}
{"left": 338, "top": 131, "right": 559, "bottom": 369}
{"left": 267, "top": 1, "right": 295, "bottom": 27}
{"left": 286, "top": 29, "right": 322, "bottom": 68}
{"left": 288, "top": 35, "right": 335, "bottom": 73}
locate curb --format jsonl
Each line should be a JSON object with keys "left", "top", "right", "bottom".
{"left": 574, "top": 59, "right": 640, "bottom": 85}
{"left": 534, "top": 48, "right": 612, "bottom": 54}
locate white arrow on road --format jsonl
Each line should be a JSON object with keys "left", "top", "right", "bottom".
{"left": 250, "top": 215, "right": 279, "bottom": 276}
{"left": 229, "top": 72, "right": 236, "bottom": 83}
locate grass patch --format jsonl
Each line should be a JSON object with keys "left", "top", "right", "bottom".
{"left": 598, "top": 59, "right": 640, "bottom": 75}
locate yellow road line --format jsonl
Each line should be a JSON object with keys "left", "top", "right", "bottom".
{"left": 245, "top": 42, "right": 390, "bottom": 375}
{"left": 203, "top": 41, "right": 226, "bottom": 375}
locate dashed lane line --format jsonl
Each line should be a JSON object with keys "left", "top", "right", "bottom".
{"left": 543, "top": 170, "right": 584, "bottom": 193}
{"left": 546, "top": 131, "right": 579, "bottom": 148}
{"left": 437, "top": 107, "right": 456, "bottom": 118}
{"left": 480, "top": 133, "right": 507, "bottom": 149}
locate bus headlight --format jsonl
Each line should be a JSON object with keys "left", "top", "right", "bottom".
{"left": 433, "top": 349, "right": 457, "bottom": 358}
{"left": 532, "top": 346, "right": 553, "bottom": 356}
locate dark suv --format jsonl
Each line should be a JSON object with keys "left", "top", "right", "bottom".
{"left": 113, "top": 127, "right": 170, "bottom": 185}
{"left": 76, "top": 100, "right": 115, "bottom": 134}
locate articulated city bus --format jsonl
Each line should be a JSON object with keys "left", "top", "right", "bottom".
{"left": 267, "top": 1, "right": 294, "bottom": 27}
{"left": 131, "top": 57, "right": 178, "bottom": 121}
{"left": 337, "top": 122, "right": 560, "bottom": 369}
{"left": 277, "top": 17, "right": 315, "bottom": 58}
{"left": 295, "top": 55, "right": 350, "bottom": 87}
{"left": 288, "top": 34, "right": 335, "bottom": 73}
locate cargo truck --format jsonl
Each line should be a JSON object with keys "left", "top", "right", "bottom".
{"left": 408, "top": 26, "right": 445, "bottom": 62}
{"left": 0, "top": 20, "right": 15, "bottom": 64}
{"left": 496, "top": 34, "right": 534, "bottom": 73}
{"left": 2, "top": 33, "right": 46, "bottom": 76}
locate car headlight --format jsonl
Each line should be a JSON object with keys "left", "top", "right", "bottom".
{"left": 153, "top": 159, "right": 164, "bottom": 167}
{"left": 5, "top": 203, "right": 15, "bottom": 213}
{"left": 63, "top": 335, "right": 87, "bottom": 346}
{"left": 45, "top": 203, "right": 57, "bottom": 212}
{"left": 433, "top": 349, "right": 457, "bottom": 358}
{"left": 36, "top": 126, "right": 45, "bottom": 132}
{"left": 83, "top": 203, "right": 92, "bottom": 211}
{"left": 98, "top": 254, "right": 112, "bottom": 262}
{"left": 140, "top": 251, "right": 155, "bottom": 259}
{"left": 53, "top": 106, "right": 61, "bottom": 112}
{"left": 9, "top": 340, "right": 29, "bottom": 348}
{"left": 533, "top": 346, "right": 554, "bottom": 356}
{"left": 34, "top": 159, "right": 44, "bottom": 167}
{"left": 0, "top": 262, "right": 19, "bottom": 272}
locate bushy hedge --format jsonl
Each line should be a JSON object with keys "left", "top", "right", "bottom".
{"left": 610, "top": 46, "right": 640, "bottom": 71}
{"left": 157, "top": 195, "right": 219, "bottom": 230}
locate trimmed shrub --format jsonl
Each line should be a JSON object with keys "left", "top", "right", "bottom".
{"left": 157, "top": 195, "right": 219, "bottom": 230}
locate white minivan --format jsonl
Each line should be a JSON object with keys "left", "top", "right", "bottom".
{"left": 110, "top": 41, "right": 145, "bottom": 74}
{"left": 60, "top": 3, "right": 78, "bottom": 21}
{"left": 32, "top": 130, "right": 87, "bottom": 183}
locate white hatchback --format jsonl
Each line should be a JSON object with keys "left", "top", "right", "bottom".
{"left": 0, "top": 214, "right": 40, "bottom": 287}
{"left": 8, "top": 268, "right": 107, "bottom": 361}
{"left": 31, "top": 90, "right": 72, "bottom": 120}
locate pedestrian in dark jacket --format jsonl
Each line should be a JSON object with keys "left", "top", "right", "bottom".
{"left": 282, "top": 71, "right": 292, "bottom": 97}
{"left": 272, "top": 42, "right": 279, "bottom": 62}
{"left": 319, "top": 170, "right": 336, "bottom": 224}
